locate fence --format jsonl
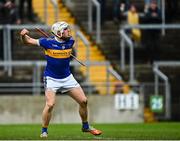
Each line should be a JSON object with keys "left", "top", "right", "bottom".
{"left": 1, "top": 24, "right": 91, "bottom": 75}
{"left": 119, "top": 24, "right": 180, "bottom": 120}
{"left": 119, "top": 24, "right": 180, "bottom": 84}
{"left": 88, "top": 0, "right": 101, "bottom": 43}
{"left": 0, "top": 24, "right": 124, "bottom": 95}
{"left": 153, "top": 61, "right": 180, "bottom": 119}
{"left": 0, "top": 61, "right": 120, "bottom": 95}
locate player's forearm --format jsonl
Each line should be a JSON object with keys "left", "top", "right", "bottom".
{"left": 21, "top": 34, "right": 38, "bottom": 45}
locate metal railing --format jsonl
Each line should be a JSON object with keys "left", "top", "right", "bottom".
{"left": 88, "top": 0, "right": 101, "bottom": 43}
{"left": 153, "top": 64, "right": 170, "bottom": 119}
{"left": 50, "top": 0, "right": 59, "bottom": 22}
{"left": 75, "top": 29, "right": 90, "bottom": 81}
{"left": 1, "top": 24, "right": 92, "bottom": 76}
{"left": 44, "top": 0, "right": 59, "bottom": 24}
{"left": 120, "top": 29, "right": 135, "bottom": 83}
{"left": 119, "top": 24, "right": 180, "bottom": 84}
{"left": 0, "top": 61, "right": 119, "bottom": 95}
{"left": 161, "top": 0, "right": 165, "bottom": 35}
{"left": 0, "top": 61, "right": 46, "bottom": 95}
{"left": 107, "top": 67, "right": 122, "bottom": 94}
{"left": 2, "top": 24, "right": 49, "bottom": 76}
{"left": 0, "top": 24, "right": 122, "bottom": 95}
{"left": 153, "top": 61, "right": 180, "bottom": 119}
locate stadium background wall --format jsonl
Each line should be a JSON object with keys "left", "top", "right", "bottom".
{"left": 0, "top": 95, "right": 144, "bottom": 124}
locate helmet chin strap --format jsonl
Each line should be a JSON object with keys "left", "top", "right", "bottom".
{"left": 52, "top": 31, "right": 71, "bottom": 41}
{"left": 52, "top": 32, "right": 61, "bottom": 38}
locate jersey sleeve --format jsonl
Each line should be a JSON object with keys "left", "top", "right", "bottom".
{"left": 38, "top": 37, "right": 50, "bottom": 49}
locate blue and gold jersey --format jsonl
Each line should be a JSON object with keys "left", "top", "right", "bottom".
{"left": 38, "top": 37, "right": 74, "bottom": 79}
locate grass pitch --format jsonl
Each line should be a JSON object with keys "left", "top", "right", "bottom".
{"left": 0, "top": 123, "right": 180, "bottom": 140}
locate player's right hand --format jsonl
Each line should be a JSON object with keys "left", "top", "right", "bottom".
{"left": 20, "top": 28, "right": 29, "bottom": 36}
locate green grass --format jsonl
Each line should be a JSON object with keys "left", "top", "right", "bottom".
{"left": 0, "top": 123, "right": 180, "bottom": 140}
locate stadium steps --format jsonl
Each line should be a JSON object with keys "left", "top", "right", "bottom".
{"left": 32, "top": 0, "right": 75, "bottom": 25}
{"left": 31, "top": 0, "right": 123, "bottom": 95}
{"left": 144, "top": 108, "right": 157, "bottom": 123}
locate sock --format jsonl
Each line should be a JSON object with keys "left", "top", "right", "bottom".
{"left": 82, "top": 122, "right": 89, "bottom": 129}
{"left": 42, "top": 127, "right": 48, "bottom": 133}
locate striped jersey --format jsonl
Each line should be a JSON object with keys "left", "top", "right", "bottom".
{"left": 38, "top": 36, "right": 74, "bottom": 79}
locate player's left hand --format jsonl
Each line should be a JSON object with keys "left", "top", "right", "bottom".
{"left": 20, "top": 28, "right": 29, "bottom": 36}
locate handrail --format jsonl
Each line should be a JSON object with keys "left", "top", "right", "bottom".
{"left": 107, "top": 66, "right": 122, "bottom": 94}
{"left": 0, "top": 61, "right": 46, "bottom": 95}
{"left": 0, "top": 61, "right": 117, "bottom": 95}
{"left": 152, "top": 61, "right": 180, "bottom": 119}
{"left": 2, "top": 24, "right": 49, "bottom": 76}
{"left": 44, "top": 0, "right": 59, "bottom": 24}
{"left": 119, "top": 24, "right": 180, "bottom": 84}
{"left": 1, "top": 25, "right": 8, "bottom": 71}
{"left": 88, "top": 0, "right": 101, "bottom": 43}
{"left": 120, "top": 30, "right": 135, "bottom": 83}
{"left": 153, "top": 61, "right": 180, "bottom": 66}
{"left": 153, "top": 63, "right": 170, "bottom": 119}
{"left": 4, "top": 25, "right": 11, "bottom": 73}
{"left": 75, "top": 28, "right": 90, "bottom": 81}
{"left": 0, "top": 26, "right": 7, "bottom": 71}
{"left": 2, "top": 24, "right": 91, "bottom": 76}
{"left": 122, "top": 24, "right": 180, "bottom": 30}
{"left": 162, "top": 0, "right": 165, "bottom": 35}
{"left": 50, "top": 0, "right": 59, "bottom": 22}
{"left": 153, "top": 67, "right": 169, "bottom": 98}
{"left": 44, "top": 0, "right": 48, "bottom": 24}
{"left": 108, "top": 67, "right": 122, "bottom": 81}
{"left": 6, "top": 24, "right": 50, "bottom": 29}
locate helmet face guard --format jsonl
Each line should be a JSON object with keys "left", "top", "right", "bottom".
{"left": 51, "top": 21, "right": 71, "bottom": 39}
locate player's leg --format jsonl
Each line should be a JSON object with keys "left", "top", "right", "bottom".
{"left": 40, "top": 88, "right": 56, "bottom": 138}
{"left": 68, "top": 87, "right": 102, "bottom": 135}
{"left": 69, "top": 87, "right": 88, "bottom": 122}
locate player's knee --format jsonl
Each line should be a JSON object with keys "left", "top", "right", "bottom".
{"left": 47, "top": 102, "right": 55, "bottom": 112}
{"left": 80, "top": 98, "right": 88, "bottom": 107}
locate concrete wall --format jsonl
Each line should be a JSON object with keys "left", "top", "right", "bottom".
{"left": 0, "top": 95, "right": 144, "bottom": 124}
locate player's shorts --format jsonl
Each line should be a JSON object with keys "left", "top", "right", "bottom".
{"left": 44, "top": 74, "right": 80, "bottom": 93}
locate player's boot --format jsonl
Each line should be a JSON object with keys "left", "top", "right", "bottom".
{"left": 82, "top": 126, "right": 102, "bottom": 136}
{"left": 40, "top": 132, "right": 48, "bottom": 138}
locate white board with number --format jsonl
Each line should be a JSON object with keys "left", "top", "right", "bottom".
{"left": 115, "top": 92, "right": 139, "bottom": 110}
